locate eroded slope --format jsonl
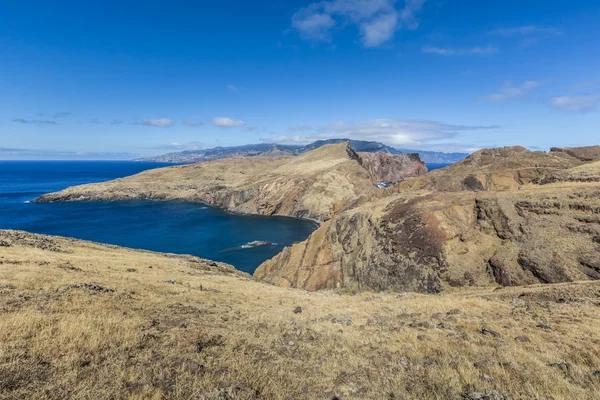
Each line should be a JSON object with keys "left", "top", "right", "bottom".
{"left": 257, "top": 162, "right": 600, "bottom": 292}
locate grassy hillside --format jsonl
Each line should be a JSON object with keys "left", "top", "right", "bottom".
{"left": 1, "top": 230, "right": 600, "bottom": 399}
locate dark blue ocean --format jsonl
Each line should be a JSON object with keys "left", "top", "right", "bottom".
{"left": 0, "top": 161, "right": 319, "bottom": 274}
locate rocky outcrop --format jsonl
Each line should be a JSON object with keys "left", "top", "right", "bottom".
{"left": 396, "top": 146, "right": 583, "bottom": 192}
{"left": 358, "top": 152, "right": 427, "bottom": 183}
{"left": 549, "top": 146, "right": 600, "bottom": 162}
{"left": 35, "top": 143, "right": 427, "bottom": 223}
{"left": 256, "top": 181, "right": 600, "bottom": 291}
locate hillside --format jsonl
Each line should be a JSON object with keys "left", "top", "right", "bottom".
{"left": 395, "top": 146, "right": 585, "bottom": 192}
{"left": 35, "top": 143, "right": 427, "bottom": 222}
{"left": 2, "top": 230, "right": 600, "bottom": 399}
{"left": 136, "top": 139, "right": 468, "bottom": 164}
{"left": 256, "top": 146, "right": 600, "bottom": 291}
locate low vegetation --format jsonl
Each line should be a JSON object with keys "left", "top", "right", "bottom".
{"left": 1, "top": 230, "right": 600, "bottom": 399}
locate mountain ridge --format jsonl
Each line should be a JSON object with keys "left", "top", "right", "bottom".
{"left": 137, "top": 139, "right": 468, "bottom": 164}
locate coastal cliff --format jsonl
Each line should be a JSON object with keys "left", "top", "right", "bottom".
{"left": 35, "top": 143, "right": 427, "bottom": 222}
{"left": 256, "top": 147, "right": 600, "bottom": 292}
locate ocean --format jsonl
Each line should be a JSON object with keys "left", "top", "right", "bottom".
{"left": 0, "top": 161, "right": 317, "bottom": 274}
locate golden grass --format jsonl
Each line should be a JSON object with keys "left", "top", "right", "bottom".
{"left": 1, "top": 230, "right": 600, "bottom": 399}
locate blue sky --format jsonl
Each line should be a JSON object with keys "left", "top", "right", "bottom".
{"left": 1, "top": 0, "right": 599, "bottom": 159}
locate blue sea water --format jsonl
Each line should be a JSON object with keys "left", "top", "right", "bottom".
{"left": 0, "top": 161, "right": 317, "bottom": 274}
{"left": 426, "top": 163, "right": 452, "bottom": 171}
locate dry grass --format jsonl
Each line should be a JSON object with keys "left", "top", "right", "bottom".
{"left": 1, "top": 230, "right": 600, "bottom": 399}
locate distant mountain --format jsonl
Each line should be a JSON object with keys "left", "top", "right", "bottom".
{"left": 136, "top": 139, "right": 468, "bottom": 164}
{"left": 300, "top": 139, "right": 400, "bottom": 154}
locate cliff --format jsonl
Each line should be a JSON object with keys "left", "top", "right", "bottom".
{"left": 256, "top": 148, "right": 600, "bottom": 292}
{"left": 35, "top": 143, "right": 427, "bottom": 222}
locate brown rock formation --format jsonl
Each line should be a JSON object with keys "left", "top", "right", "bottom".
{"left": 35, "top": 143, "right": 427, "bottom": 223}
{"left": 358, "top": 152, "right": 427, "bottom": 183}
{"left": 549, "top": 145, "right": 600, "bottom": 162}
{"left": 256, "top": 148, "right": 600, "bottom": 292}
{"left": 396, "top": 146, "right": 582, "bottom": 192}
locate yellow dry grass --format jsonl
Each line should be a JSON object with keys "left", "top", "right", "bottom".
{"left": 1, "top": 230, "right": 600, "bottom": 399}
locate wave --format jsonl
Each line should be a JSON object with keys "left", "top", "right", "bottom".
{"left": 240, "top": 240, "right": 276, "bottom": 249}
{"left": 219, "top": 240, "right": 278, "bottom": 253}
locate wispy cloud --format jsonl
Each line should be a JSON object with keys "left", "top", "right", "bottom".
{"left": 288, "top": 124, "right": 313, "bottom": 132}
{"left": 548, "top": 96, "right": 598, "bottom": 113}
{"left": 141, "top": 118, "right": 175, "bottom": 127}
{"left": 0, "top": 147, "right": 28, "bottom": 155}
{"left": 52, "top": 112, "right": 72, "bottom": 119}
{"left": 422, "top": 45, "right": 497, "bottom": 56}
{"left": 154, "top": 141, "right": 205, "bottom": 151}
{"left": 480, "top": 81, "right": 541, "bottom": 102}
{"left": 211, "top": 117, "right": 245, "bottom": 127}
{"left": 12, "top": 118, "right": 58, "bottom": 126}
{"left": 489, "top": 25, "right": 560, "bottom": 37}
{"left": 0, "top": 147, "right": 137, "bottom": 160}
{"left": 291, "top": 0, "right": 426, "bottom": 48}
{"left": 263, "top": 119, "right": 498, "bottom": 147}
{"left": 182, "top": 120, "right": 204, "bottom": 127}
{"left": 244, "top": 126, "right": 260, "bottom": 132}
{"left": 110, "top": 119, "right": 124, "bottom": 125}
{"left": 227, "top": 84, "right": 240, "bottom": 93}
{"left": 489, "top": 25, "right": 561, "bottom": 47}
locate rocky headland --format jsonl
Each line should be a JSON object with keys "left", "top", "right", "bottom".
{"left": 35, "top": 143, "right": 427, "bottom": 223}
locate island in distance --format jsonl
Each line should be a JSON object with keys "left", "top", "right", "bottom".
{"left": 135, "top": 138, "right": 469, "bottom": 164}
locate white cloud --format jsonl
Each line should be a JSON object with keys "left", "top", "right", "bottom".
{"left": 481, "top": 81, "right": 540, "bottom": 102}
{"left": 227, "top": 84, "right": 240, "bottom": 93}
{"left": 156, "top": 141, "right": 205, "bottom": 150}
{"left": 548, "top": 96, "right": 598, "bottom": 113}
{"left": 291, "top": 0, "right": 425, "bottom": 47}
{"left": 263, "top": 119, "right": 498, "bottom": 147}
{"left": 183, "top": 120, "right": 204, "bottom": 127}
{"left": 13, "top": 118, "right": 58, "bottom": 125}
{"left": 211, "top": 117, "right": 245, "bottom": 127}
{"left": 422, "top": 45, "right": 497, "bottom": 56}
{"left": 489, "top": 25, "right": 560, "bottom": 36}
{"left": 0, "top": 147, "right": 137, "bottom": 160}
{"left": 360, "top": 12, "right": 399, "bottom": 47}
{"left": 141, "top": 118, "right": 174, "bottom": 127}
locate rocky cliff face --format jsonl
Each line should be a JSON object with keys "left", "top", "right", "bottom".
{"left": 36, "top": 143, "right": 427, "bottom": 223}
{"left": 358, "top": 152, "right": 427, "bottom": 183}
{"left": 256, "top": 149, "right": 600, "bottom": 292}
